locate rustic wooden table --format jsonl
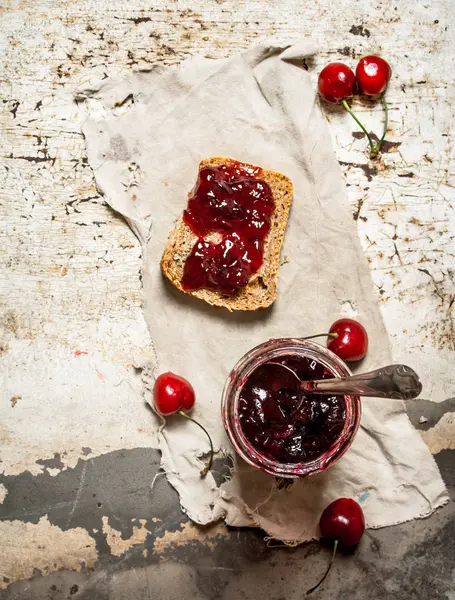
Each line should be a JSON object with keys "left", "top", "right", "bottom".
{"left": 1, "top": 1, "right": 454, "bottom": 598}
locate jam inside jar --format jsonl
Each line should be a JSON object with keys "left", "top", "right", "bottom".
{"left": 238, "top": 355, "right": 346, "bottom": 464}
{"left": 222, "top": 339, "right": 361, "bottom": 478}
{"left": 181, "top": 163, "right": 275, "bottom": 296}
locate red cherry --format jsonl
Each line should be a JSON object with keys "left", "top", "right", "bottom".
{"left": 327, "top": 318, "right": 368, "bottom": 362}
{"left": 152, "top": 372, "right": 214, "bottom": 477}
{"left": 153, "top": 372, "right": 195, "bottom": 416}
{"left": 356, "top": 55, "right": 391, "bottom": 96}
{"left": 307, "top": 498, "right": 365, "bottom": 594}
{"left": 318, "top": 63, "right": 356, "bottom": 104}
{"left": 320, "top": 498, "right": 365, "bottom": 546}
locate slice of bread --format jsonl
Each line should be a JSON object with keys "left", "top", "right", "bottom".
{"left": 160, "top": 157, "right": 293, "bottom": 311}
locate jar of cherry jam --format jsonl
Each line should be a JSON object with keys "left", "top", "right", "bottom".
{"left": 221, "top": 338, "right": 361, "bottom": 478}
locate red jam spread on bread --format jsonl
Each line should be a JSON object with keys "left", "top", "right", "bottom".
{"left": 181, "top": 163, "right": 275, "bottom": 296}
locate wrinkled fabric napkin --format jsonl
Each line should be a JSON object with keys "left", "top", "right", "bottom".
{"left": 80, "top": 42, "right": 448, "bottom": 543}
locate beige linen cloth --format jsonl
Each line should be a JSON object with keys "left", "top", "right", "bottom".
{"left": 80, "top": 42, "right": 448, "bottom": 543}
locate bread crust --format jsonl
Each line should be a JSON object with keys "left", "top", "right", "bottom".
{"left": 160, "top": 157, "right": 293, "bottom": 311}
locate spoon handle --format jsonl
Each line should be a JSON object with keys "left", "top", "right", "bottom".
{"left": 302, "top": 364, "right": 422, "bottom": 400}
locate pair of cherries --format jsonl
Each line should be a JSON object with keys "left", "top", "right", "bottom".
{"left": 318, "top": 55, "right": 391, "bottom": 158}
{"left": 318, "top": 56, "right": 391, "bottom": 103}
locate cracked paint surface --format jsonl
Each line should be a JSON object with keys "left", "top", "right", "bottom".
{"left": 102, "top": 516, "right": 149, "bottom": 557}
{"left": 153, "top": 521, "right": 229, "bottom": 555}
{"left": 0, "top": 0, "right": 454, "bottom": 596}
{"left": 420, "top": 413, "right": 455, "bottom": 454}
{"left": 0, "top": 516, "right": 98, "bottom": 590}
{"left": 1, "top": 1, "right": 453, "bottom": 476}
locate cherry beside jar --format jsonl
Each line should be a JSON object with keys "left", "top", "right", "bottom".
{"left": 221, "top": 338, "right": 361, "bottom": 478}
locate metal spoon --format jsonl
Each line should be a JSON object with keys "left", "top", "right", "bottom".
{"left": 266, "top": 363, "right": 422, "bottom": 401}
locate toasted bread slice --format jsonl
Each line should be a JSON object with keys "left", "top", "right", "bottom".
{"left": 160, "top": 157, "right": 293, "bottom": 311}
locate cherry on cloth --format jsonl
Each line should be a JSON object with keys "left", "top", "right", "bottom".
{"left": 327, "top": 318, "right": 369, "bottom": 362}
{"left": 153, "top": 372, "right": 213, "bottom": 477}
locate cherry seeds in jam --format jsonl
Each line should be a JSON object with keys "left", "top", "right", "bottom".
{"left": 182, "top": 163, "right": 275, "bottom": 296}
{"left": 238, "top": 355, "right": 346, "bottom": 463}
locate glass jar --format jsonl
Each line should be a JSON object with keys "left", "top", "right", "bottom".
{"left": 221, "top": 338, "right": 361, "bottom": 478}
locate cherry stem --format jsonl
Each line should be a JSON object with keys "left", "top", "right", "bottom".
{"left": 379, "top": 92, "right": 389, "bottom": 146}
{"left": 369, "top": 91, "right": 389, "bottom": 158}
{"left": 341, "top": 99, "right": 375, "bottom": 153}
{"left": 178, "top": 410, "right": 214, "bottom": 478}
{"left": 342, "top": 93, "right": 389, "bottom": 160}
{"left": 306, "top": 539, "right": 339, "bottom": 595}
{"left": 302, "top": 333, "right": 338, "bottom": 341}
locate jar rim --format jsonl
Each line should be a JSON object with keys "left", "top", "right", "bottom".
{"left": 221, "top": 338, "right": 361, "bottom": 478}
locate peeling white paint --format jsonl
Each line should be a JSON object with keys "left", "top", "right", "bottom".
{"left": 0, "top": 0, "right": 452, "bottom": 486}
{"left": 0, "top": 516, "right": 98, "bottom": 590}
{"left": 420, "top": 413, "right": 455, "bottom": 454}
{"left": 102, "top": 516, "right": 149, "bottom": 557}
{"left": 1, "top": 338, "right": 157, "bottom": 476}
{"left": 46, "top": 468, "right": 61, "bottom": 477}
{"left": 153, "top": 521, "right": 228, "bottom": 555}
{"left": 0, "top": 0, "right": 453, "bottom": 589}
{"left": 0, "top": 484, "right": 7, "bottom": 504}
